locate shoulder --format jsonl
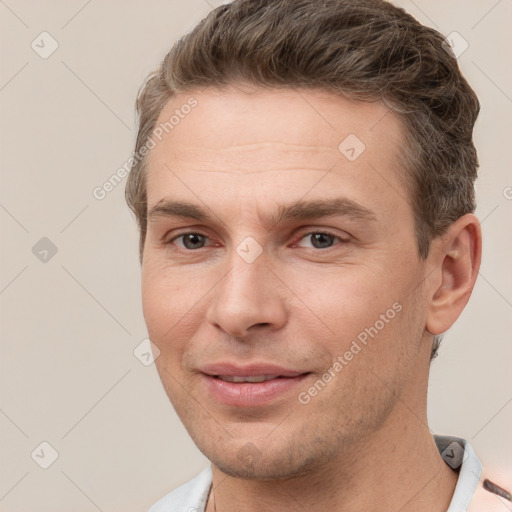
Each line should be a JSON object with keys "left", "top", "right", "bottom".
{"left": 148, "top": 466, "right": 212, "bottom": 512}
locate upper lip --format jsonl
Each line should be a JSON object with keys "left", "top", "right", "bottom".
{"left": 200, "top": 362, "right": 308, "bottom": 378}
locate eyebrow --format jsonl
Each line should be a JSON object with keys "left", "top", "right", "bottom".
{"left": 147, "top": 197, "right": 377, "bottom": 228}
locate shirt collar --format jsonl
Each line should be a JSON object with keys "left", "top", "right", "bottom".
{"left": 434, "top": 435, "right": 483, "bottom": 511}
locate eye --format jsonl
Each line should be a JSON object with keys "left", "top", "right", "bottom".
{"left": 295, "top": 231, "right": 347, "bottom": 249}
{"left": 170, "top": 232, "right": 211, "bottom": 250}
{"left": 166, "top": 230, "right": 348, "bottom": 252}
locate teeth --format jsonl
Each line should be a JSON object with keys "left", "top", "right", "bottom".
{"left": 218, "top": 375, "right": 280, "bottom": 383}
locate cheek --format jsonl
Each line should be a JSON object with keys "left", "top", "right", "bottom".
{"left": 290, "top": 267, "right": 394, "bottom": 340}
{"left": 291, "top": 261, "right": 420, "bottom": 375}
{"left": 141, "top": 261, "right": 213, "bottom": 374}
{"left": 141, "top": 263, "right": 189, "bottom": 342}
{"left": 141, "top": 268, "right": 166, "bottom": 335}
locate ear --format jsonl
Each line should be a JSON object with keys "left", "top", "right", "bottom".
{"left": 425, "top": 214, "right": 482, "bottom": 335}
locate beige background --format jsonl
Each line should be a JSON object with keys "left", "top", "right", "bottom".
{"left": 0, "top": 1, "right": 511, "bottom": 511}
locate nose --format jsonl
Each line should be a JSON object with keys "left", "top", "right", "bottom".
{"left": 205, "top": 246, "right": 288, "bottom": 340}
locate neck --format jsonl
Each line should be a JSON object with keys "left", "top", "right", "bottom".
{"left": 207, "top": 343, "right": 458, "bottom": 512}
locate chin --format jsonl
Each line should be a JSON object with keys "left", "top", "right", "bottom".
{"left": 212, "top": 455, "right": 318, "bottom": 481}
{"left": 202, "top": 437, "right": 333, "bottom": 481}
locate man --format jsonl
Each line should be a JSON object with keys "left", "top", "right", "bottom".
{"left": 125, "top": 0, "right": 511, "bottom": 510}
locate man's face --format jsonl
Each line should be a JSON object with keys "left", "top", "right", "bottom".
{"left": 142, "top": 86, "right": 431, "bottom": 478}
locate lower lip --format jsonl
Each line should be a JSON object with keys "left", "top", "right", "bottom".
{"left": 201, "top": 374, "right": 310, "bottom": 407}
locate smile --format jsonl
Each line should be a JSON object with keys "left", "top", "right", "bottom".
{"left": 215, "top": 375, "right": 281, "bottom": 383}
{"left": 202, "top": 372, "right": 310, "bottom": 407}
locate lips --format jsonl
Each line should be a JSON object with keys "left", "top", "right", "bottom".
{"left": 201, "top": 362, "right": 306, "bottom": 378}
{"left": 217, "top": 375, "right": 281, "bottom": 383}
{"left": 199, "top": 362, "right": 310, "bottom": 407}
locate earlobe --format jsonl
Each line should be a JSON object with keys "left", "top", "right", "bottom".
{"left": 426, "top": 214, "right": 482, "bottom": 336}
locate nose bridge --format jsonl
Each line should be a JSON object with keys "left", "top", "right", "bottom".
{"left": 206, "top": 240, "right": 287, "bottom": 337}
{"left": 219, "top": 244, "right": 270, "bottom": 312}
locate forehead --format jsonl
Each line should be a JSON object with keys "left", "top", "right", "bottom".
{"left": 150, "top": 86, "right": 404, "bottom": 160}
{"left": 144, "top": 86, "right": 410, "bottom": 220}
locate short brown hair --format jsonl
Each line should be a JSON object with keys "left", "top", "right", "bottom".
{"left": 125, "top": 0, "right": 480, "bottom": 359}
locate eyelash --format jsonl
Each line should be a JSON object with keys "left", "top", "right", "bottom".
{"left": 167, "top": 230, "right": 349, "bottom": 251}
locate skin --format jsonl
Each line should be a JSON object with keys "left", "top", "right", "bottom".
{"left": 141, "top": 85, "right": 481, "bottom": 511}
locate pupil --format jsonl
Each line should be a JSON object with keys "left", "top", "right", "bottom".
{"left": 312, "top": 233, "right": 333, "bottom": 249}
{"left": 184, "top": 234, "right": 204, "bottom": 249}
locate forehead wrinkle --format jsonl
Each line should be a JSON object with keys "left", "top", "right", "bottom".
{"left": 177, "top": 166, "right": 335, "bottom": 175}
{"left": 148, "top": 152, "right": 339, "bottom": 175}
{"left": 159, "top": 142, "right": 341, "bottom": 176}
{"left": 167, "top": 142, "right": 337, "bottom": 158}
{"left": 193, "top": 141, "right": 335, "bottom": 152}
